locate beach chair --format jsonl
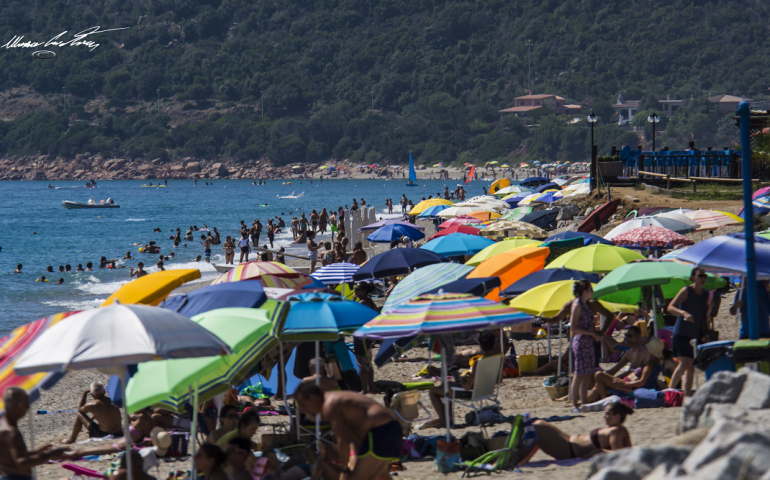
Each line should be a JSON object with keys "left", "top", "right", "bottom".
{"left": 451, "top": 354, "right": 503, "bottom": 436}
{"left": 462, "top": 415, "right": 523, "bottom": 477}
{"left": 390, "top": 390, "right": 433, "bottom": 436}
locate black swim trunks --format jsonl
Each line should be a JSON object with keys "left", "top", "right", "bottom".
{"left": 356, "top": 420, "right": 402, "bottom": 461}
{"left": 88, "top": 421, "right": 123, "bottom": 439}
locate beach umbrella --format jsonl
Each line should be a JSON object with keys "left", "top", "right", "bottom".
{"left": 489, "top": 178, "right": 511, "bottom": 195}
{"left": 502, "top": 268, "right": 600, "bottom": 298}
{"left": 428, "top": 224, "right": 481, "bottom": 240}
{"left": 494, "top": 185, "right": 532, "bottom": 196}
{"left": 366, "top": 224, "right": 425, "bottom": 243}
{"left": 352, "top": 248, "right": 449, "bottom": 281}
{"left": 713, "top": 210, "right": 744, "bottom": 224}
{"left": 593, "top": 262, "right": 726, "bottom": 301}
{"left": 464, "top": 211, "right": 503, "bottom": 221}
{"left": 676, "top": 235, "right": 770, "bottom": 278}
{"left": 421, "top": 233, "right": 495, "bottom": 257}
{"left": 516, "top": 193, "right": 545, "bottom": 205}
{"left": 480, "top": 221, "right": 549, "bottom": 240}
{"left": 500, "top": 206, "right": 534, "bottom": 221}
{"left": 255, "top": 273, "right": 325, "bottom": 289}
{"left": 310, "top": 262, "right": 360, "bottom": 285}
{"left": 465, "top": 237, "right": 544, "bottom": 266}
{"left": 0, "top": 311, "right": 81, "bottom": 414}
{"left": 437, "top": 205, "right": 494, "bottom": 219}
{"left": 281, "top": 293, "right": 378, "bottom": 341}
{"left": 101, "top": 269, "right": 202, "bottom": 307}
{"left": 125, "top": 302, "right": 289, "bottom": 412}
{"left": 502, "top": 193, "right": 531, "bottom": 208}
{"left": 651, "top": 211, "right": 700, "bottom": 229}
{"left": 417, "top": 204, "right": 453, "bottom": 218}
{"left": 410, "top": 198, "right": 454, "bottom": 216}
{"left": 748, "top": 195, "right": 770, "bottom": 217}
{"left": 359, "top": 219, "right": 424, "bottom": 232}
{"left": 533, "top": 183, "right": 562, "bottom": 193}
{"left": 211, "top": 261, "right": 300, "bottom": 285}
{"left": 545, "top": 231, "right": 612, "bottom": 246}
{"left": 438, "top": 216, "right": 483, "bottom": 229}
{"left": 683, "top": 210, "right": 742, "bottom": 231}
{"left": 531, "top": 193, "right": 563, "bottom": 204}
{"left": 468, "top": 246, "right": 550, "bottom": 301}
{"left": 545, "top": 244, "right": 645, "bottom": 273}
{"left": 612, "top": 226, "right": 693, "bottom": 248}
{"left": 425, "top": 277, "right": 502, "bottom": 296}
{"left": 160, "top": 281, "right": 268, "bottom": 317}
{"left": 508, "top": 280, "right": 634, "bottom": 319}
{"left": 604, "top": 216, "right": 698, "bottom": 241}
{"left": 382, "top": 263, "right": 474, "bottom": 313}
{"left": 519, "top": 210, "right": 559, "bottom": 230}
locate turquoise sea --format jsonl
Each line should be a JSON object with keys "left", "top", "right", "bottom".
{"left": 0, "top": 178, "right": 482, "bottom": 334}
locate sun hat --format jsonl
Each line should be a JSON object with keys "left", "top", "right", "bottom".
{"left": 150, "top": 427, "right": 171, "bottom": 456}
{"left": 645, "top": 336, "right": 664, "bottom": 359}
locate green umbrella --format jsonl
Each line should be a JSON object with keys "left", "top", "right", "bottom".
{"left": 593, "top": 262, "right": 726, "bottom": 301}
{"left": 125, "top": 301, "right": 289, "bottom": 412}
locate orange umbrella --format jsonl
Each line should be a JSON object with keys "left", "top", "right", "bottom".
{"left": 465, "top": 211, "right": 502, "bottom": 221}
{"left": 467, "top": 247, "right": 550, "bottom": 301}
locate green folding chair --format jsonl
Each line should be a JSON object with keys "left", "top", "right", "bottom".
{"left": 462, "top": 414, "right": 523, "bottom": 477}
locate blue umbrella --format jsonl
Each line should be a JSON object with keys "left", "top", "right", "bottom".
{"left": 352, "top": 248, "right": 448, "bottom": 281}
{"left": 533, "top": 182, "right": 562, "bottom": 193}
{"left": 425, "top": 277, "right": 501, "bottom": 296}
{"left": 159, "top": 281, "right": 268, "bottom": 317}
{"left": 545, "top": 231, "right": 613, "bottom": 246}
{"left": 421, "top": 233, "right": 495, "bottom": 257}
{"left": 281, "top": 292, "right": 379, "bottom": 341}
{"left": 366, "top": 224, "right": 425, "bottom": 243}
{"left": 502, "top": 267, "right": 601, "bottom": 298}
{"left": 677, "top": 235, "right": 770, "bottom": 278}
{"left": 520, "top": 177, "right": 549, "bottom": 187}
{"left": 359, "top": 219, "right": 424, "bottom": 232}
{"left": 504, "top": 194, "right": 529, "bottom": 208}
{"left": 742, "top": 195, "right": 770, "bottom": 218}
{"left": 311, "top": 262, "right": 360, "bottom": 285}
{"left": 374, "top": 335, "right": 427, "bottom": 368}
{"left": 418, "top": 205, "right": 452, "bottom": 218}
{"left": 533, "top": 193, "right": 563, "bottom": 204}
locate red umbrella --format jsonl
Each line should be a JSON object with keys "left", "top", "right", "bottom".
{"left": 438, "top": 216, "right": 482, "bottom": 230}
{"left": 612, "top": 226, "right": 693, "bottom": 248}
{"left": 428, "top": 224, "right": 481, "bottom": 241}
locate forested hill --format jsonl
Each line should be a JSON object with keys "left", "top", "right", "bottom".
{"left": 0, "top": 0, "right": 766, "bottom": 165}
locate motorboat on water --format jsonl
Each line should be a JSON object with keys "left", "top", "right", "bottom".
{"left": 63, "top": 198, "right": 120, "bottom": 209}
{"left": 278, "top": 191, "right": 305, "bottom": 199}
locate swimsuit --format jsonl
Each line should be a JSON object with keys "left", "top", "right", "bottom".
{"left": 356, "top": 420, "right": 402, "bottom": 461}
{"left": 88, "top": 420, "right": 123, "bottom": 439}
{"left": 590, "top": 428, "right": 601, "bottom": 449}
{"left": 0, "top": 475, "right": 33, "bottom": 480}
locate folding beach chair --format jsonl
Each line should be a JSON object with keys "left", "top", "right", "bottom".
{"left": 462, "top": 414, "right": 523, "bottom": 477}
{"left": 451, "top": 354, "right": 503, "bottom": 437}
{"left": 390, "top": 390, "right": 432, "bottom": 436}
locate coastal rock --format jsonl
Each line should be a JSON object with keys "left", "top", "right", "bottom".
{"left": 185, "top": 162, "right": 200, "bottom": 173}
{"left": 170, "top": 165, "right": 184, "bottom": 172}
{"left": 589, "top": 445, "right": 692, "bottom": 478}
{"left": 682, "top": 418, "right": 770, "bottom": 475}
{"left": 735, "top": 368, "right": 770, "bottom": 409}
{"left": 681, "top": 370, "right": 746, "bottom": 432}
{"left": 211, "top": 162, "right": 228, "bottom": 176}
{"left": 138, "top": 164, "right": 154, "bottom": 172}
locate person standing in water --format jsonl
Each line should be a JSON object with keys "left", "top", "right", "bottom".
{"left": 266, "top": 220, "right": 275, "bottom": 249}
{"left": 200, "top": 235, "right": 212, "bottom": 263}
{"left": 238, "top": 234, "right": 250, "bottom": 263}
{"left": 223, "top": 236, "right": 235, "bottom": 265}
{"left": 319, "top": 208, "right": 328, "bottom": 234}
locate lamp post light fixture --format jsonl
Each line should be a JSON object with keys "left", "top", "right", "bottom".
{"left": 587, "top": 112, "right": 598, "bottom": 191}
{"left": 371, "top": 91, "right": 374, "bottom": 111}
{"left": 157, "top": 88, "right": 160, "bottom": 116}
{"left": 261, "top": 91, "right": 263, "bottom": 117}
{"left": 647, "top": 112, "right": 660, "bottom": 152}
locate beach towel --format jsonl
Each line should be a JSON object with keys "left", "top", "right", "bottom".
{"left": 664, "top": 389, "right": 684, "bottom": 407}
{"left": 522, "top": 458, "right": 587, "bottom": 468}
{"left": 632, "top": 388, "right": 666, "bottom": 409}
{"left": 580, "top": 395, "right": 623, "bottom": 412}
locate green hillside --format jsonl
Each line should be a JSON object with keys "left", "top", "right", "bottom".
{"left": 0, "top": 0, "right": 764, "bottom": 164}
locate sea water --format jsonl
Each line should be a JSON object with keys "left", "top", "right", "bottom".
{"left": 0, "top": 178, "right": 479, "bottom": 334}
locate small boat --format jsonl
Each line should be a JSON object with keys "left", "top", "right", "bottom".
{"left": 278, "top": 191, "right": 305, "bottom": 199}
{"left": 141, "top": 184, "right": 166, "bottom": 187}
{"left": 406, "top": 151, "right": 418, "bottom": 187}
{"left": 63, "top": 198, "right": 120, "bottom": 209}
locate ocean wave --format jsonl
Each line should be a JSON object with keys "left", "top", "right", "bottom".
{"left": 42, "top": 298, "right": 102, "bottom": 312}
{"left": 75, "top": 279, "right": 128, "bottom": 295}
{"left": 125, "top": 218, "right": 148, "bottom": 221}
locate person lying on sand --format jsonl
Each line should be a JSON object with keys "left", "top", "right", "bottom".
{"left": 66, "top": 407, "right": 155, "bottom": 456}
{"left": 60, "top": 382, "right": 123, "bottom": 444}
{"left": 533, "top": 402, "right": 633, "bottom": 460}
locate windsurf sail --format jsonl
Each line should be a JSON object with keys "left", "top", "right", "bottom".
{"left": 465, "top": 166, "right": 475, "bottom": 184}
{"left": 408, "top": 151, "right": 416, "bottom": 182}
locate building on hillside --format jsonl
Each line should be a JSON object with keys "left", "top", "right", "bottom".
{"left": 612, "top": 92, "right": 640, "bottom": 125}
{"left": 707, "top": 94, "right": 747, "bottom": 113}
{"left": 659, "top": 95, "right": 683, "bottom": 116}
{"left": 498, "top": 94, "right": 582, "bottom": 118}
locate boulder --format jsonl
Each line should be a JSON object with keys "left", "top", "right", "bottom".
{"left": 681, "top": 370, "right": 747, "bottom": 432}
{"left": 211, "top": 162, "right": 229, "bottom": 176}
{"left": 589, "top": 445, "right": 692, "bottom": 478}
{"left": 185, "top": 162, "right": 200, "bottom": 173}
{"left": 170, "top": 165, "right": 184, "bottom": 172}
{"left": 110, "top": 160, "right": 127, "bottom": 171}
{"left": 138, "top": 164, "right": 154, "bottom": 171}
{"left": 735, "top": 368, "right": 770, "bottom": 410}
{"left": 682, "top": 418, "right": 770, "bottom": 475}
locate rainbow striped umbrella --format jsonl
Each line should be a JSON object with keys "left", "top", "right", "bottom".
{"left": 356, "top": 293, "right": 531, "bottom": 339}
{"left": 683, "top": 209, "right": 742, "bottom": 231}
{"left": 256, "top": 273, "right": 322, "bottom": 289}
{"left": 0, "top": 311, "right": 80, "bottom": 413}
{"left": 211, "top": 261, "right": 300, "bottom": 285}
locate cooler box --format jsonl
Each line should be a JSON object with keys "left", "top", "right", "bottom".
{"left": 730, "top": 339, "right": 770, "bottom": 374}
{"left": 694, "top": 340, "right": 735, "bottom": 380}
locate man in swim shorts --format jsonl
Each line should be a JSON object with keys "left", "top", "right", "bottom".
{"left": 130, "top": 262, "right": 147, "bottom": 278}
{"left": 200, "top": 234, "right": 212, "bottom": 262}
{"left": 61, "top": 382, "right": 123, "bottom": 444}
{"left": 294, "top": 384, "right": 401, "bottom": 480}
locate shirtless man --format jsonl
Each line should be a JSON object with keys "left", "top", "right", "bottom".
{"left": 130, "top": 262, "right": 147, "bottom": 278}
{"left": 200, "top": 235, "right": 212, "bottom": 263}
{"left": 602, "top": 326, "right": 650, "bottom": 377}
{"left": 294, "top": 385, "right": 401, "bottom": 480}
{"left": 301, "top": 359, "right": 342, "bottom": 392}
{"left": 0, "top": 388, "right": 70, "bottom": 480}
{"left": 61, "top": 382, "right": 122, "bottom": 444}
{"left": 13, "top": 264, "right": 22, "bottom": 273}
{"left": 109, "top": 450, "right": 156, "bottom": 480}
{"left": 69, "top": 407, "right": 154, "bottom": 456}
{"left": 349, "top": 242, "right": 367, "bottom": 265}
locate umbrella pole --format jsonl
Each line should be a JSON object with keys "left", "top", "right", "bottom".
{"left": 190, "top": 382, "right": 199, "bottom": 480}
{"left": 121, "top": 373, "right": 133, "bottom": 480}
{"left": 557, "top": 321, "right": 563, "bottom": 377}
{"left": 28, "top": 409, "right": 36, "bottom": 480}
{"left": 278, "top": 342, "right": 295, "bottom": 441}
{"left": 547, "top": 322, "right": 551, "bottom": 357}
{"left": 441, "top": 354, "right": 450, "bottom": 441}
{"left": 315, "top": 341, "right": 320, "bottom": 448}
{"left": 651, "top": 293, "right": 658, "bottom": 337}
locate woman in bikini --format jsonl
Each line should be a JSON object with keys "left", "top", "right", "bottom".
{"left": 533, "top": 402, "right": 633, "bottom": 460}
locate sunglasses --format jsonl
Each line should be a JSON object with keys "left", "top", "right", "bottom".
{"left": 696, "top": 274, "right": 708, "bottom": 278}
{"left": 221, "top": 414, "right": 238, "bottom": 419}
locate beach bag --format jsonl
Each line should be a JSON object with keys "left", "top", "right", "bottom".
{"left": 459, "top": 431, "right": 487, "bottom": 461}
{"left": 434, "top": 438, "right": 460, "bottom": 473}
{"left": 535, "top": 343, "right": 554, "bottom": 367}
{"left": 518, "top": 345, "right": 538, "bottom": 374}
{"left": 464, "top": 405, "right": 502, "bottom": 426}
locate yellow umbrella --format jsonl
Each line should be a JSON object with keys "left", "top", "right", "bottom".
{"left": 545, "top": 244, "right": 645, "bottom": 273}
{"left": 489, "top": 178, "right": 511, "bottom": 195}
{"left": 712, "top": 210, "right": 744, "bottom": 224}
{"left": 488, "top": 161, "right": 499, "bottom": 165}
{"left": 509, "top": 280, "right": 635, "bottom": 317}
{"left": 465, "top": 238, "right": 544, "bottom": 267}
{"left": 318, "top": 165, "right": 329, "bottom": 170}
{"left": 410, "top": 198, "right": 454, "bottom": 215}
{"left": 101, "top": 269, "right": 201, "bottom": 307}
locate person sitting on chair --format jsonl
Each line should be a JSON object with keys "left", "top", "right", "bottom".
{"left": 302, "top": 358, "right": 344, "bottom": 392}
{"left": 60, "top": 382, "right": 122, "bottom": 444}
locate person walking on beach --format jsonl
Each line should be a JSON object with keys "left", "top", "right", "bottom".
{"left": 200, "top": 235, "right": 212, "bottom": 262}
{"left": 238, "top": 233, "right": 250, "bottom": 263}
{"left": 0, "top": 388, "right": 70, "bottom": 477}
{"left": 130, "top": 262, "right": 147, "bottom": 278}
{"left": 60, "top": 382, "right": 122, "bottom": 444}
{"left": 319, "top": 208, "right": 328, "bottom": 234}
{"left": 266, "top": 220, "right": 275, "bottom": 249}
{"left": 569, "top": 280, "right": 601, "bottom": 412}
{"left": 667, "top": 267, "right": 710, "bottom": 396}
{"left": 310, "top": 210, "right": 319, "bottom": 234}
{"left": 290, "top": 216, "right": 299, "bottom": 240}
{"left": 400, "top": 194, "right": 408, "bottom": 213}
{"left": 223, "top": 236, "right": 235, "bottom": 265}
{"left": 299, "top": 214, "right": 308, "bottom": 233}
{"left": 307, "top": 231, "right": 321, "bottom": 273}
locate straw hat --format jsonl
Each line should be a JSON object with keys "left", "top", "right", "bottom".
{"left": 150, "top": 427, "right": 171, "bottom": 457}
{"left": 645, "top": 337, "right": 664, "bottom": 359}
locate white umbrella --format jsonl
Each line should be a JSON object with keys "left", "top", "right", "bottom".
{"left": 438, "top": 205, "right": 496, "bottom": 218}
{"left": 454, "top": 201, "right": 507, "bottom": 212}
{"left": 14, "top": 303, "right": 231, "bottom": 480}
{"left": 604, "top": 216, "right": 698, "bottom": 241}
{"left": 652, "top": 211, "right": 700, "bottom": 229}
{"left": 493, "top": 185, "right": 532, "bottom": 196}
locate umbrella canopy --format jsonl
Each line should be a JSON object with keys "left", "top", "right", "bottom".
{"left": 428, "top": 224, "right": 481, "bottom": 240}
{"left": 464, "top": 211, "right": 503, "bottom": 221}
{"left": 465, "top": 237, "right": 544, "bottom": 266}
{"left": 502, "top": 268, "right": 600, "bottom": 298}
{"left": 437, "top": 205, "right": 495, "bottom": 219}
{"left": 281, "top": 293, "right": 379, "bottom": 341}
{"left": 494, "top": 185, "right": 532, "bottom": 197}
{"left": 683, "top": 210, "right": 742, "bottom": 231}
{"left": 359, "top": 219, "right": 424, "bottom": 233}
{"left": 713, "top": 210, "right": 744, "bottom": 224}
{"left": 533, "top": 183, "right": 562, "bottom": 193}
{"left": 612, "top": 226, "right": 693, "bottom": 248}
{"left": 468, "top": 246, "right": 550, "bottom": 301}
{"left": 101, "top": 269, "right": 202, "bottom": 307}
{"left": 410, "top": 198, "right": 454, "bottom": 216}
{"left": 425, "top": 277, "right": 502, "bottom": 296}
{"left": 254, "top": 273, "right": 324, "bottom": 289}
{"left": 489, "top": 178, "right": 511, "bottom": 195}
{"left": 509, "top": 280, "right": 635, "bottom": 317}
{"left": 352, "top": 248, "right": 449, "bottom": 281}
{"left": 374, "top": 335, "right": 428, "bottom": 368}
{"left": 604, "top": 216, "right": 698, "bottom": 240}
{"left": 382, "top": 263, "right": 474, "bottom": 313}
{"left": 520, "top": 177, "right": 550, "bottom": 188}
{"left": 14, "top": 304, "right": 231, "bottom": 375}
{"left": 546, "top": 244, "right": 645, "bottom": 273}
{"left": 438, "top": 216, "right": 483, "bottom": 229}
{"left": 366, "top": 224, "right": 425, "bottom": 243}
{"left": 519, "top": 210, "right": 559, "bottom": 230}
{"left": 212, "top": 261, "right": 300, "bottom": 285}
{"left": 531, "top": 193, "right": 563, "bottom": 204}
{"left": 676, "top": 235, "right": 770, "bottom": 278}
{"left": 651, "top": 211, "right": 701, "bottom": 229}
{"left": 0, "top": 311, "right": 80, "bottom": 414}
{"left": 125, "top": 302, "right": 289, "bottom": 412}
{"left": 545, "top": 231, "right": 612, "bottom": 246}
{"left": 421, "top": 233, "right": 495, "bottom": 257}
{"left": 500, "top": 206, "right": 534, "bottom": 221}
{"left": 355, "top": 293, "right": 531, "bottom": 339}
{"left": 311, "top": 262, "right": 360, "bottom": 285}
{"left": 480, "top": 221, "right": 549, "bottom": 240}
{"left": 160, "top": 281, "right": 268, "bottom": 318}
{"left": 748, "top": 196, "right": 770, "bottom": 217}
{"left": 417, "top": 204, "right": 453, "bottom": 218}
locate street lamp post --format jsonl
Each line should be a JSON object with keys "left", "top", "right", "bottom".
{"left": 587, "top": 112, "right": 597, "bottom": 191}
{"left": 260, "top": 91, "right": 264, "bottom": 117}
{"left": 526, "top": 40, "right": 533, "bottom": 94}
{"left": 157, "top": 88, "right": 160, "bottom": 116}
{"left": 647, "top": 112, "right": 660, "bottom": 152}
{"left": 371, "top": 91, "right": 374, "bottom": 111}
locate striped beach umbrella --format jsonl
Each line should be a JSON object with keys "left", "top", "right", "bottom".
{"left": 257, "top": 274, "right": 322, "bottom": 289}
{"left": 310, "top": 262, "right": 360, "bottom": 285}
{"left": 417, "top": 204, "right": 453, "bottom": 218}
{"left": 683, "top": 210, "right": 742, "bottom": 231}
{"left": 382, "top": 263, "right": 474, "bottom": 313}
{"left": 211, "top": 261, "right": 300, "bottom": 285}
